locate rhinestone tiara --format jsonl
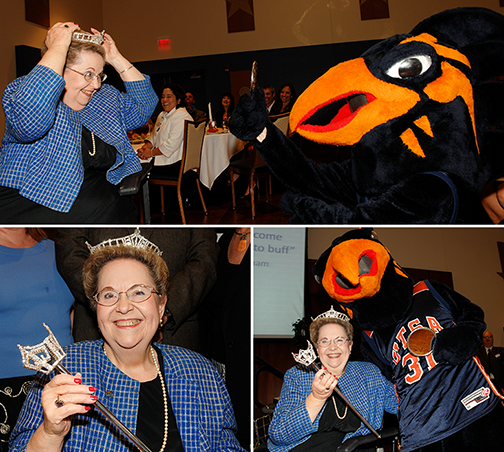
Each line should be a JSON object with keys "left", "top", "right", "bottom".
{"left": 313, "top": 305, "right": 350, "bottom": 322}
{"left": 86, "top": 228, "right": 162, "bottom": 256}
{"left": 72, "top": 31, "right": 104, "bottom": 45}
{"left": 292, "top": 341, "right": 318, "bottom": 367}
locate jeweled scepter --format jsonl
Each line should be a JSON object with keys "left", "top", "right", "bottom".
{"left": 18, "top": 324, "right": 152, "bottom": 452}
{"left": 292, "top": 341, "right": 381, "bottom": 438}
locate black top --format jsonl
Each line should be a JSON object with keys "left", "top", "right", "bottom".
{"left": 291, "top": 392, "right": 360, "bottom": 452}
{"left": 0, "top": 127, "right": 137, "bottom": 224}
{"left": 136, "top": 347, "right": 184, "bottom": 452}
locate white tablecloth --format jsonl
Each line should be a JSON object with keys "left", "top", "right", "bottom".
{"left": 200, "top": 132, "right": 245, "bottom": 189}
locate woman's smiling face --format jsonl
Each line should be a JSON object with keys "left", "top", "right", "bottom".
{"left": 62, "top": 51, "right": 104, "bottom": 111}
{"left": 96, "top": 258, "right": 166, "bottom": 353}
{"left": 316, "top": 323, "right": 352, "bottom": 375}
{"left": 160, "top": 88, "right": 179, "bottom": 112}
{"left": 280, "top": 86, "right": 292, "bottom": 105}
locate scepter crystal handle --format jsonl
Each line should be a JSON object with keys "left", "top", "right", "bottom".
{"left": 293, "top": 341, "right": 381, "bottom": 439}
{"left": 18, "top": 324, "right": 152, "bottom": 452}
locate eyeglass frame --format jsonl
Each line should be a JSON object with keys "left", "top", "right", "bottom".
{"left": 66, "top": 67, "right": 108, "bottom": 83}
{"left": 317, "top": 337, "right": 350, "bottom": 348}
{"left": 93, "top": 284, "right": 159, "bottom": 307}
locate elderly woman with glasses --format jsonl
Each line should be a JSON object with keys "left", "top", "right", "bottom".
{"left": 0, "top": 22, "right": 158, "bottom": 224}
{"left": 9, "top": 231, "right": 245, "bottom": 452}
{"left": 266, "top": 308, "right": 398, "bottom": 452}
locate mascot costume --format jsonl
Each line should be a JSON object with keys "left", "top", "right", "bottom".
{"left": 311, "top": 228, "right": 504, "bottom": 451}
{"left": 229, "top": 7, "right": 504, "bottom": 224}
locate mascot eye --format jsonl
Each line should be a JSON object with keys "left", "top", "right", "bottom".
{"left": 386, "top": 55, "right": 432, "bottom": 79}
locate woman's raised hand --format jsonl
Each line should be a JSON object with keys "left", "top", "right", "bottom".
{"left": 40, "top": 373, "right": 98, "bottom": 439}
{"left": 91, "top": 28, "right": 121, "bottom": 65}
{"left": 44, "top": 22, "right": 80, "bottom": 53}
{"left": 40, "top": 22, "right": 80, "bottom": 74}
{"left": 311, "top": 367, "right": 338, "bottom": 400}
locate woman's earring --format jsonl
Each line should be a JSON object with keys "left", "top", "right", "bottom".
{"left": 159, "top": 318, "right": 163, "bottom": 329}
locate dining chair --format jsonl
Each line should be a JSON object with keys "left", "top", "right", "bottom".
{"left": 148, "top": 119, "right": 207, "bottom": 224}
{"left": 228, "top": 114, "right": 291, "bottom": 219}
{"left": 269, "top": 112, "right": 290, "bottom": 135}
{"left": 228, "top": 144, "right": 272, "bottom": 219}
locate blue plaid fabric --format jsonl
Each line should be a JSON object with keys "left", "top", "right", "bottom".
{"left": 0, "top": 65, "right": 158, "bottom": 212}
{"left": 267, "top": 361, "right": 398, "bottom": 452}
{"left": 9, "top": 340, "right": 245, "bottom": 452}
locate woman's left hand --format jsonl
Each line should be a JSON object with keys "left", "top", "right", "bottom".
{"left": 90, "top": 28, "right": 121, "bottom": 65}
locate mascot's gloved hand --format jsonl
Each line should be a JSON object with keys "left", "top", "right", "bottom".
{"left": 229, "top": 87, "right": 269, "bottom": 141}
{"left": 432, "top": 325, "right": 482, "bottom": 366}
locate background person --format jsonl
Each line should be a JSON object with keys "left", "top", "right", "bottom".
{"left": 476, "top": 331, "right": 504, "bottom": 395}
{"left": 264, "top": 85, "right": 276, "bottom": 114}
{"left": 137, "top": 83, "right": 193, "bottom": 179}
{"left": 199, "top": 228, "right": 251, "bottom": 449}
{"left": 0, "top": 23, "right": 157, "bottom": 224}
{"left": 216, "top": 92, "right": 235, "bottom": 129}
{"left": 185, "top": 92, "right": 207, "bottom": 122}
{"left": 267, "top": 309, "right": 397, "bottom": 452}
{"left": 0, "top": 228, "right": 74, "bottom": 452}
{"left": 270, "top": 82, "right": 296, "bottom": 115}
{"left": 9, "top": 235, "right": 245, "bottom": 452}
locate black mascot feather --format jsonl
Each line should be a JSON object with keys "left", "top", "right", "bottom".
{"left": 230, "top": 7, "right": 504, "bottom": 224}
{"left": 312, "top": 228, "right": 504, "bottom": 451}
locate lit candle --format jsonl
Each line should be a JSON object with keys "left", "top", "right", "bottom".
{"left": 208, "top": 102, "right": 213, "bottom": 123}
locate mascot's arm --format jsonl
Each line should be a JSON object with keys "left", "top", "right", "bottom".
{"left": 281, "top": 172, "right": 458, "bottom": 224}
{"left": 229, "top": 89, "right": 358, "bottom": 206}
{"left": 429, "top": 280, "right": 486, "bottom": 365}
{"left": 361, "top": 337, "right": 394, "bottom": 381}
{"left": 231, "top": 90, "right": 459, "bottom": 224}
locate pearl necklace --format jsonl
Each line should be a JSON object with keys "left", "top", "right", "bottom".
{"left": 150, "top": 346, "right": 169, "bottom": 452}
{"left": 88, "top": 131, "right": 96, "bottom": 156}
{"left": 331, "top": 395, "right": 348, "bottom": 419}
{"left": 103, "top": 345, "right": 168, "bottom": 451}
{"left": 324, "top": 366, "right": 347, "bottom": 419}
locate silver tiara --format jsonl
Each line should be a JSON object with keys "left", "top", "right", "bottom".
{"left": 73, "top": 31, "right": 104, "bottom": 45}
{"left": 86, "top": 228, "right": 162, "bottom": 256}
{"left": 313, "top": 305, "right": 350, "bottom": 322}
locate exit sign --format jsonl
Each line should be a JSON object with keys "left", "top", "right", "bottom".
{"left": 157, "top": 37, "right": 171, "bottom": 50}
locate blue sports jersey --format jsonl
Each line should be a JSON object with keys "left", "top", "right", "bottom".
{"left": 363, "top": 280, "right": 502, "bottom": 451}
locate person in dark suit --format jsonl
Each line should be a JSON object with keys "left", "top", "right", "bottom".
{"left": 199, "top": 228, "right": 251, "bottom": 449}
{"left": 476, "top": 331, "right": 504, "bottom": 395}
{"left": 54, "top": 228, "right": 218, "bottom": 353}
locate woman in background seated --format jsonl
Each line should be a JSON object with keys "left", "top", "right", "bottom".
{"left": 9, "top": 233, "right": 244, "bottom": 452}
{"left": 271, "top": 83, "right": 297, "bottom": 115}
{"left": 0, "top": 228, "right": 74, "bottom": 452}
{"left": 0, "top": 22, "right": 157, "bottom": 224}
{"left": 216, "top": 93, "right": 235, "bottom": 129}
{"left": 137, "top": 83, "right": 193, "bottom": 178}
{"left": 267, "top": 309, "right": 397, "bottom": 452}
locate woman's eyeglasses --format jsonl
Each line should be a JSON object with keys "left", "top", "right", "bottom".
{"left": 67, "top": 67, "right": 107, "bottom": 83}
{"left": 94, "top": 284, "right": 158, "bottom": 306}
{"left": 318, "top": 337, "right": 349, "bottom": 347}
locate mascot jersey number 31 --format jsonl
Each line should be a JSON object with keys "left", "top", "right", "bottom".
{"left": 312, "top": 228, "right": 504, "bottom": 451}
{"left": 230, "top": 7, "right": 504, "bottom": 224}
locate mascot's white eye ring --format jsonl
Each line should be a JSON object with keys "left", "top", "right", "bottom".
{"left": 386, "top": 55, "right": 432, "bottom": 79}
